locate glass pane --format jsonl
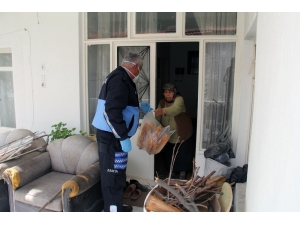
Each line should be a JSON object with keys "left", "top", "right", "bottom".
{"left": 88, "top": 44, "right": 110, "bottom": 134}
{"left": 185, "top": 12, "right": 237, "bottom": 35}
{"left": 136, "top": 12, "right": 176, "bottom": 34}
{"left": 117, "top": 46, "right": 150, "bottom": 118}
{"left": 87, "top": 12, "right": 127, "bottom": 39}
{"left": 202, "top": 42, "right": 236, "bottom": 149}
{"left": 0, "top": 53, "right": 12, "bottom": 67}
{"left": 0, "top": 71, "right": 16, "bottom": 128}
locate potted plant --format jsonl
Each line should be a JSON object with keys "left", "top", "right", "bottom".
{"left": 49, "top": 122, "right": 87, "bottom": 142}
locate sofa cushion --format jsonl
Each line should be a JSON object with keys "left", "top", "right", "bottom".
{"left": 47, "top": 135, "right": 98, "bottom": 175}
{"left": 0, "top": 132, "right": 10, "bottom": 147}
{"left": 14, "top": 171, "right": 74, "bottom": 212}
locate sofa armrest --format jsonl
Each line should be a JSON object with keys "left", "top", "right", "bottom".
{"left": 2, "top": 152, "right": 51, "bottom": 190}
{"left": 0, "top": 150, "right": 45, "bottom": 180}
{"left": 62, "top": 162, "right": 100, "bottom": 198}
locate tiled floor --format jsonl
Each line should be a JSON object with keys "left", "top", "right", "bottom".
{"left": 127, "top": 177, "right": 157, "bottom": 212}
{"left": 132, "top": 206, "right": 143, "bottom": 212}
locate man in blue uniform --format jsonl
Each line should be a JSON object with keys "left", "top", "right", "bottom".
{"left": 92, "top": 52, "right": 145, "bottom": 212}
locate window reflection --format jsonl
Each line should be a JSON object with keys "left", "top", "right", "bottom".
{"left": 0, "top": 48, "right": 15, "bottom": 128}
{"left": 87, "top": 12, "right": 127, "bottom": 39}
{"left": 87, "top": 44, "right": 110, "bottom": 134}
{"left": 185, "top": 12, "right": 237, "bottom": 35}
{"left": 136, "top": 12, "right": 176, "bottom": 34}
{"left": 202, "top": 42, "right": 236, "bottom": 148}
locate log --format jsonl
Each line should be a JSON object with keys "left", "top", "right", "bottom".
{"left": 145, "top": 195, "right": 182, "bottom": 212}
{"left": 207, "top": 176, "right": 226, "bottom": 187}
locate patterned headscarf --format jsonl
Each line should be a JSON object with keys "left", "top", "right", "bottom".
{"left": 163, "top": 83, "right": 177, "bottom": 95}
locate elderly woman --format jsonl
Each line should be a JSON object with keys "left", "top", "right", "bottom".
{"left": 154, "top": 83, "right": 194, "bottom": 180}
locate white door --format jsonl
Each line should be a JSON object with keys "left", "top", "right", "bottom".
{"left": 114, "top": 43, "right": 156, "bottom": 180}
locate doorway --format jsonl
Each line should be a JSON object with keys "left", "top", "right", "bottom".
{"left": 154, "top": 42, "right": 199, "bottom": 180}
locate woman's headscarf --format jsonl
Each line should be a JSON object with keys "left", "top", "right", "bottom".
{"left": 163, "top": 83, "right": 178, "bottom": 103}
{"left": 163, "top": 83, "right": 177, "bottom": 96}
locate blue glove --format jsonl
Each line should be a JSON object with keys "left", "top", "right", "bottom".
{"left": 120, "top": 138, "right": 132, "bottom": 152}
{"left": 140, "top": 102, "right": 153, "bottom": 114}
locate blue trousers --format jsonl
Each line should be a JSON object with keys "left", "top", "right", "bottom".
{"left": 96, "top": 130, "right": 127, "bottom": 212}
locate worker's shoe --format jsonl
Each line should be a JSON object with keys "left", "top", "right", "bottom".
{"left": 122, "top": 205, "right": 133, "bottom": 212}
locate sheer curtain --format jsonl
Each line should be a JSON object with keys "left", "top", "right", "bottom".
{"left": 86, "top": 12, "right": 128, "bottom": 38}
{"left": 97, "top": 12, "right": 127, "bottom": 38}
{"left": 193, "top": 12, "right": 237, "bottom": 35}
{"left": 202, "top": 42, "right": 236, "bottom": 149}
{"left": 88, "top": 44, "right": 110, "bottom": 134}
{"left": 136, "top": 12, "right": 158, "bottom": 34}
{"left": 0, "top": 71, "right": 16, "bottom": 128}
{"left": 0, "top": 50, "right": 15, "bottom": 128}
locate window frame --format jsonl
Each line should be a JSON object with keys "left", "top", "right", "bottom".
{"left": 0, "top": 47, "right": 16, "bottom": 130}
{"left": 130, "top": 12, "right": 182, "bottom": 39}
{"left": 81, "top": 12, "right": 242, "bottom": 154}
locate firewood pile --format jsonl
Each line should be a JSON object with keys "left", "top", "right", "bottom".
{"left": 145, "top": 137, "right": 233, "bottom": 212}
{"left": 145, "top": 167, "right": 233, "bottom": 212}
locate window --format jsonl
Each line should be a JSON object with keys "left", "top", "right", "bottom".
{"left": 87, "top": 44, "right": 110, "bottom": 134}
{"left": 0, "top": 48, "right": 16, "bottom": 128}
{"left": 135, "top": 12, "right": 176, "bottom": 34}
{"left": 185, "top": 12, "right": 237, "bottom": 35}
{"left": 202, "top": 42, "right": 236, "bottom": 148}
{"left": 87, "top": 12, "right": 127, "bottom": 39}
{"left": 84, "top": 13, "right": 238, "bottom": 150}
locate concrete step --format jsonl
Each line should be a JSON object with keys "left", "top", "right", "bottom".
{"left": 233, "top": 182, "right": 246, "bottom": 212}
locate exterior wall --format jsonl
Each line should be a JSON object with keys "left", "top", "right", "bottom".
{"left": 235, "top": 39, "right": 256, "bottom": 167}
{"left": 0, "top": 12, "right": 81, "bottom": 134}
{"left": 246, "top": 12, "right": 300, "bottom": 211}
{"left": 244, "top": 12, "right": 258, "bottom": 40}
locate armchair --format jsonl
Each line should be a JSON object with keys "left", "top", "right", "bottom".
{"left": 0, "top": 129, "right": 47, "bottom": 212}
{"left": 2, "top": 135, "right": 103, "bottom": 212}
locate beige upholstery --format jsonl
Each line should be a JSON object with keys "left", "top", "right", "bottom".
{"left": 0, "top": 129, "right": 47, "bottom": 176}
{"left": 0, "top": 129, "right": 47, "bottom": 212}
{"left": 2, "top": 135, "right": 103, "bottom": 212}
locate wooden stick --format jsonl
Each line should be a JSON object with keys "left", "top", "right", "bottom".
{"left": 38, "top": 190, "right": 61, "bottom": 212}
{"left": 155, "top": 178, "right": 196, "bottom": 212}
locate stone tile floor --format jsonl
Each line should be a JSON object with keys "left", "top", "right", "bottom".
{"left": 127, "top": 177, "right": 156, "bottom": 212}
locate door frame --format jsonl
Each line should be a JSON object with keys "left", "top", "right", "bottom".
{"left": 113, "top": 42, "right": 156, "bottom": 180}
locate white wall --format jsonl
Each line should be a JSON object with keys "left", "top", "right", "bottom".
{"left": 0, "top": 12, "right": 81, "bottom": 135}
{"left": 246, "top": 12, "right": 300, "bottom": 211}
{"left": 234, "top": 12, "right": 257, "bottom": 167}
{"left": 235, "top": 39, "right": 256, "bottom": 167}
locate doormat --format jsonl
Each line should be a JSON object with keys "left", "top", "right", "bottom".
{"left": 123, "top": 190, "right": 150, "bottom": 208}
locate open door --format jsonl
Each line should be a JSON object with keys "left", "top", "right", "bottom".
{"left": 114, "top": 43, "right": 156, "bottom": 180}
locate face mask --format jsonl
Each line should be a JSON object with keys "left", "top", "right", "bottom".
{"left": 132, "top": 75, "right": 139, "bottom": 83}
{"left": 122, "top": 65, "right": 140, "bottom": 83}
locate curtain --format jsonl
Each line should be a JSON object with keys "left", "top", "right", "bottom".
{"left": 92, "top": 12, "right": 127, "bottom": 38}
{"left": 193, "top": 12, "right": 237, "bottom": 35}
{"left": 0, "top": 71, "right": 16, "bottom": 128}
{"left": 202, "top": 42, "right": 236, "bottom": 148}
{"left": 88, "top": 44, "right": 110, "bottom": 134}
{"left": 136, "top": 12, "right": 158, "bottom": 34}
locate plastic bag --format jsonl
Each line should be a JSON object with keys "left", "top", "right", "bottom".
{"left": 204, "top": 142, "right": 230, "bottom": 159}
{"left": 214, "top": 152, "right": 230, "bottom": 164}
{"left": 228, "top": 164, "right": 248, "bottom": 184}
{"left": 136, "top": 111, "right": 175, "bottom": 155}
{"left": 204, "top": 158, "right": 234, "bottom": 179}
